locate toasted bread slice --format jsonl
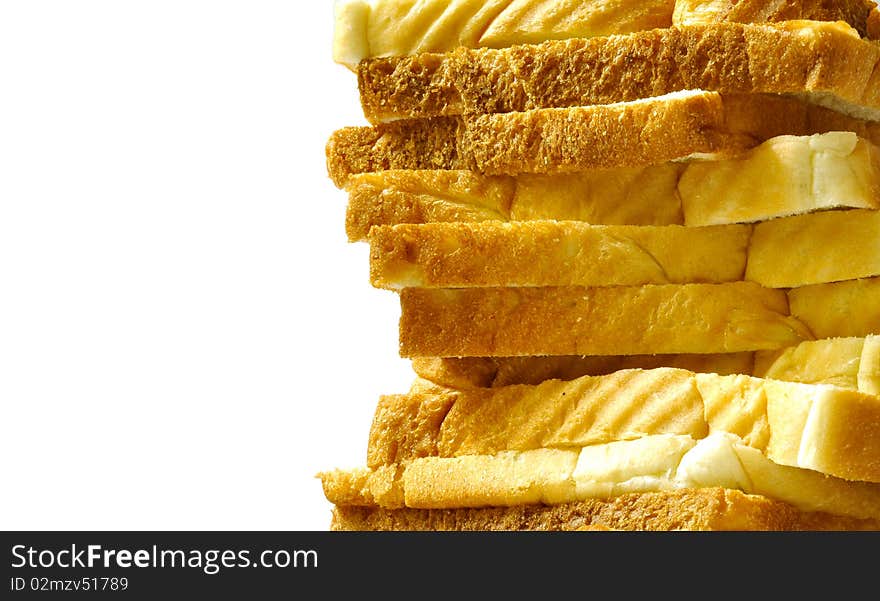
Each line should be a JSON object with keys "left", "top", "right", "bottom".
{"left": 399, "top": 282, "right": 812, "bottom": 357}
{"left": 343, "top": 132, "right": 880, "bottom": 239}
{"left": 327, "top": 92, "right": 880, "bottom": 186}
{"left": 328, "top": 90, "right": 749, "bottom": 185}
{"left": 369, "top": 221, "right": 752, "bottom": 289}
{"left": 329, "top": 487, "right": 880, "bottom": 531}
{"left": 357, "top": 21, "right": 880, "bottom": 123}
{"left": 369, "top": 208, "right": 880, "bottom": 289}
{"left": 410, "top": 336, "right": 880, "bottom": 392}
{"left": 364, "top": 367, "right": 880, "bottom": 483}
{"left": 321, "top": 431, "right": 880, "bottom": 523}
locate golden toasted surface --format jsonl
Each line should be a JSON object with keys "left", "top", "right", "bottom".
{"left": 398, "top": 282, "right": 812, "bottom": 357}
{"left": 369, "top": 221, "right": 751, "bottom": 289}
{"left": 327, "top": 93, "right": 880, "bottom": 186}
{"left": 357, "top": 21, "right": 880, "bottom": 122}
{"left": 329, "top": 487, "right": 880, "bottom": 530}
{"left": 367, "top": 207, "right": 880, "bottom": 289}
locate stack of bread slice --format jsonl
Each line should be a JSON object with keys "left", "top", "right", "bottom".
{"left": 320, "top": 0, "right": 880, "bottom": 530}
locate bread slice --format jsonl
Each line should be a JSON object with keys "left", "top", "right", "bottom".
{"left": 411, "top": 337, "right": 880, "bottom": 392}
{"left": 357, "top": 20, "right": 880, "bottom": 123}
{"left": 343, "top": 165, "right": 685, "bottom": 241}
{"left": 330, "top": 487, "right": 880, "bottom": 531}
{"left": 369, "top": 221, "right": 752, "bottom": 289}
{"left": 333, "top": 0, "right": 677, "bottom": 69}
{"left": 789, "top": 276, "right": 880, "bottom": 339}
{"left": 364, "top": 367, "right": 880, "bottom": 482}
{"left": 328, "top": 90, "right": 747, "bottom": 185}
{"left": 343, "top": 131, "right": 880, "bottom": 239}
{"left": 327, "top": 92, "right": 880, "bottom": 186}
{"left": 399, "top": 282, "right": 812, "bottom": 357}
{"left": 322, "top": 431, "right": 880, "bottom": 523}
{"left": 369, "top": 207, "right": 880, "bottom": 289}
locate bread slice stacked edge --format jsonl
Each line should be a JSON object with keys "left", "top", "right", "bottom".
{"left": 321, "top": 2, "right": 880, "bottom": 530}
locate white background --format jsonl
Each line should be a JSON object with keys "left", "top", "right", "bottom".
{"left": 0, "top": 1, "right": 413, "bottom": 530}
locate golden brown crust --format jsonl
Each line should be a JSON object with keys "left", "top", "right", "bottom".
{"left": 369, "top": 221, "right": 751, "bottom": 289}
{"left": 329, "top": 91, "right": 743, "bottom": 184}
{"left": 344, "top": 167, "right": 682, "bottom": 239}
{"left": 326, "top": 117, "right": 466, "bottom": 187}
{"left": 344, "top": 170, "right": 515, "bottom": 241}
{"left": 398, "top": 283, "right": 812, "bottom": 358}
{"left": 365, "top": 393, "right": 456, "bottom": 468}
{"left": 327, "top": 93, "right": 880, "bottom": 185}
{"left": 329, "top": 487, "right": 880, "bottom": 530}
{"left": 358, "top": 21, "right": 880, "bottom": 122}
{"left": 462, "top": 92, "right": 743, "bottom": 175}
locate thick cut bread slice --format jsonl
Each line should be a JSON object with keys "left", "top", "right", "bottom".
{"left": 365, "top": 367, "right": 880, "bottom": 482}
{"left": 747, "top": 209, "right": 880, "bottom": 287}
{"left": 369, "top": 209, "right": 880, "bottom": 289}
{"left": 412, "top": 336, "right": 880, "bottom": 392}
{"left": 369, "top": 221, "right": 751, "bottom": 289}
{"left": 330, "top": 487, "right": 880, "bottom": 531}
{"left": 322, "top": 431, "right": 880, "bottom": 520}
{"left": 333, "top": 0, "right": 677, "bottom": 69}
{"left": 399, "top": 282, "right": 812, "bottom": 357}
{"left": 357, "top": 21, "right": 880, "bottom": 123}
{"left": 344, "top": 165, "right": 685, "bottom": 241}
{"left": 343, "top": 132, "right": 880, "bottom": 239}
{"left": 788, "top": 276, "right": 880, "bottom": 339}
{"left": 328, "top": 90, "right": 749, "bottom": 185}
{"left": 411, "top": 354, "right": 756, "bottom": 388}
{"left": 327, "top": 92, "right": 880, "bottom": 186}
